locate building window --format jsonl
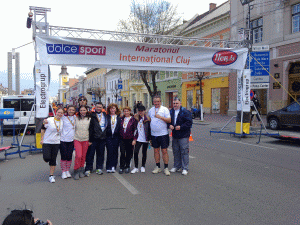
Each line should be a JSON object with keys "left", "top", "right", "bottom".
{"left": 156, "top": 72, "right": 161, "bottom": 80}
{"left": 293, "top": 3, "right": 300, "bottom": 33}
{"left": 174, "top": 71, "right": 178, "bottom": 77}
{"left": 250, "top": 17, "right": 263, "bottom": 43}
{"left": 165, "top": 71, "right": 170, "bottom": 79}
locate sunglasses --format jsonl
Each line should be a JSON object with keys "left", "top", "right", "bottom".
{"left": 79, "top": 99, "right": 87, "bottom": 101}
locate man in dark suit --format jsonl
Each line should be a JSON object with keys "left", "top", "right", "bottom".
{"left": 169, "top": 97, "right": 193, "bottom": 175}
{"left": 85, "top": 102, "right": 107, "bottom": 176}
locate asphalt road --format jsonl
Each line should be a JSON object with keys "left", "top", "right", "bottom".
{"left": 1, "top": 122, "right": 300, "bottom": 225}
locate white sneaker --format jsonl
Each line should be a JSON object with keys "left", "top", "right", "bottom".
{"left": 85, "top": 170, "right": 91, "bottom": 177}
{"left": 164, "top": 168, "right": 171, "bottom": 176}
{"left": 182, "top": 170, "right": 188, "bottom": 175}
{"left": 131, "top": 168, "right": 139, "bottom": 174}
{"left": 170, "top": 168, "right": 177, "bottom": 173}
{"left": 111, "top": 167, "right": 116, "bottom": 173}
{"left": 66, "top": 171, "right": 72, "bottom": 178}
{"left": 61, "top": 172, "right": 67, "bottom": 179}
{"left": 140, "top": 167, "right": 145, "bottom": 173}
{"left": 152, "top": 166, "right": 162, "bottom": 174}
{"left": 49, "top": 176, "right": 55, "bottom": 183}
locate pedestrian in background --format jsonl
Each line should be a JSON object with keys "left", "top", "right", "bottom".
{"left": 77, "top": 96, "right": 90, "bottom": 113}
{"left": 60, "top": 105, "right": 76, "bottom": 179}
{"left": 106, "top": 103, "right": 121, "bottom": 173}
{"left": 169, "top": 98, "right": 193, "bottom": 175}
{"left": 131, "top": 105, "right": 151, "bottom": 174}
{"left": 251, "top": 93, "right": 261, "bottom": 126}
{"left": 119, "top": 107, "right": 137, "bottom": 174}
{"left": 148, "top": 96, "right": 172, "bottom": 176}
{"left": 73, "top": 105, "right": 91, "bottom": 180}
{"left": 40, "top": 108, "right": 64, "bottom": 183}
{"left": 86, "top": 102, "right": 108, "bottom": 176}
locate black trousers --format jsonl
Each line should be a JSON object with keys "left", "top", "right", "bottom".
{"left": 120, "top": 139, "right": 134, "bottom": 169}
{"left": 134, "top": 141, "right": 148, "bottom": 168}
{"left": 60, "top": 141, "right": 74, "bottom": 161}
{"left": 43, "top": 144, "right": 60, "bottom": 166}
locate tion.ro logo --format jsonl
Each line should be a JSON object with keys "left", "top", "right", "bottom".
{"left": 46, "top": 44, "right": 106, "bottom": 56}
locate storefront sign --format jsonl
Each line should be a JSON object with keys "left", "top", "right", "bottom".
{"left": 36, "top": 36, "right": 248, "bottom": 72}
{"left": 186, "top": 84, "right": 197, "bottom": 88}
{"left": 273, "top": 82, "right": 281, "bottom": 89}
{"left": 167, "top": 85, "right": 176, "bottom": 89}
{"left": 250, "top": 83, "right": 269, "bottom": 89}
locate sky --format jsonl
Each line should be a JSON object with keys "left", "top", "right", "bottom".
{"left": 0, "top": 0, "right": 227, "bottom": 97}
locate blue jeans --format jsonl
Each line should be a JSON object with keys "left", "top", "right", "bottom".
{"left": 85, "top": 139, "right": 106, "bottom": 171}
{"left": 172, "top": 137, "right": 189, "bottom": 171}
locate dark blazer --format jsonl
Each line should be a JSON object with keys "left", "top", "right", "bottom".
{"left": 106, "top": 115, "right": 121, "bottom": 138}
{"left": 120, "top": 116, "right": 138, "bottom": 140}
{"left": 169, "top": 106, "right": 193, "bottom": 139}
{"left": 133, "top": 114, "right": 151, "bottom": 142}
{"left": 89, "top": 111, "right": 108, "bottom": 142}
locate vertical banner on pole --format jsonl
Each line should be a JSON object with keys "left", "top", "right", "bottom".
{"left": 34, "top": 61, "right": 50, "bottom": 149}
{"left": 35, "top": 61, "right": 49, "bottom": 118}
{"left": 236, "top": 69, "right": 251, "bottom": 134}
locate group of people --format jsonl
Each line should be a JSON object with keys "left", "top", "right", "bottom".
{"left": 41, "top": 95, "right": 193, "bottom": 183}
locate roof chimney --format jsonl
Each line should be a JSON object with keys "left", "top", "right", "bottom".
{"left": 209, "top": 3, "right": 217, "bottom": 11}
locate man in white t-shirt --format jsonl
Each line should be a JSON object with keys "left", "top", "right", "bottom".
{"left": 148, "top": 96, "right": 171, "bottom": 176}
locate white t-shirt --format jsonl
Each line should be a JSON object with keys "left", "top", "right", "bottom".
{"left": 43, "top": 117, "right": 63, "bottom": 144}
{"left": 174, "top": 109, "right": 180, "bottom": 125}
{"left": 148, "top": 105, "right": 170, "bottom": 136}
{"left": 61, "top": 115, "right": 75, "bottom": 142}
{"left": 137, "top": 118, "right": 147, "bottom": 143}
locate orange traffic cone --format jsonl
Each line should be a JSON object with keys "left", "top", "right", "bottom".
{"left": 169, "top": 131, "right": 172, "bottom": 137}
{"left": 189, "top": 132, "right": 194, "bottom": 141}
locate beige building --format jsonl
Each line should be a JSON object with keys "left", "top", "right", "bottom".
{"left": 231, "top": 0, "right": 300, "bottom": 114}
{"left": 84, "top": 68, "right": 107, "bottom": 104}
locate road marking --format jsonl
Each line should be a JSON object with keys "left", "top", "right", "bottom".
{"left": 167, "top": 148, "right": 195, "bottom": 158}
{"left": 112, "top": 173, "right": 140, "bottom": 195}
{"left": 219, "top": 139, "right": 276, "bottom": 150}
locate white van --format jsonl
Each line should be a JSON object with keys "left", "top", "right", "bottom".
{"left": 0, "top": 95, "right": 35, "bottom": 132}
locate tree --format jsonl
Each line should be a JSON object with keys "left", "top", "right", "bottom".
{"left": 118, "top": 0, "right": 182, "bottom": 99}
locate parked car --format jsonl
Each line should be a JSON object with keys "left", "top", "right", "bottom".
{"left": 267, "top": 100, "right": 300, "bottom": 130}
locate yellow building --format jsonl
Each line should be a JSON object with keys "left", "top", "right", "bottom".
{"left": 182, "top": 74, "right": 229, "bottom": 114}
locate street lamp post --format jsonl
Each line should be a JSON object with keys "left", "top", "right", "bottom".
{"left": 195, "top": 72, "right": 204, "bottom": 121}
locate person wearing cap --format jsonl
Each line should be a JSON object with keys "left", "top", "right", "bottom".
{"left": 169, "top": 97, "right": 193, "bottom": 175}
{"left": 131, "top": 105, "right": 151, "bottom": 173}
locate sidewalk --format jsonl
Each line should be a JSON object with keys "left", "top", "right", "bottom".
{"left": 193, "top": 113, "right": 268, "bottom": 127}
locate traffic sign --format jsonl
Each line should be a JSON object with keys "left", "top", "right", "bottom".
{"left": 250, "top": 90, "right": 254, "bottom": 100}
{"left": 118, "top": 96, "right": 122, "bottom": 101}
{"left": 247, "top": 51, "right": 270, "bottom": 81}
{"left": 118, "top": 84, "right": 123, "bottom": 90}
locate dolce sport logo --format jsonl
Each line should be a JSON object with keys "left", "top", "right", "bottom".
{"left": 46, "top": 44, "right": 106, "bottom": 56}
{"left": 212, "top": 50, "right": 237, "bottom": 66}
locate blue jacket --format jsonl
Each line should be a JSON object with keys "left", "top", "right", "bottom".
{"left": 169, "top": 106, "right": 193, "bottom": 139}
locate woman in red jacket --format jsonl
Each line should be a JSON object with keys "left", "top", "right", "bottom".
{"left": 119, "top": 106, "right": 137, "bottom": 174}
